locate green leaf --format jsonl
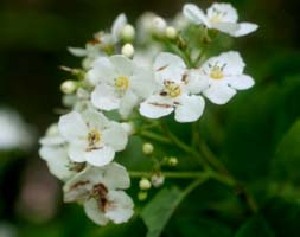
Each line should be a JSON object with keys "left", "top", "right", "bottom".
{"left": 235, "top": 216, "right": 274, "bottom": 237}
{"left": 141, "top": 186, "right": 182, "bottom": 237}
{"left": 272, "top": 119, "right": 300, "bottom": 183}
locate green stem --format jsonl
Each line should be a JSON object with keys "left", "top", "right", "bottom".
{"left": 139, "top": 131, "right": 171, "bottom": 144}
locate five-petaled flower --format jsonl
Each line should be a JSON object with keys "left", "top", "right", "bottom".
{"left": 58, "top": 109, "right": 128, "bottom": 167}
{"left": 140, "top": 52, "right": 207, "bottom": 122}
{"left": 183, "top": 3, "right": 257, "bottom": 37}
{"left": 88, "top": 55, "right": 154, "bottom": 118}
{"left": 200, "top": 51, "right": 255, "bottom": 104}
{"left": 63, "top": 163, "right": 134, "bottom": 225}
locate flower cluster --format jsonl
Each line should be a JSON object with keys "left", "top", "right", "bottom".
{"left": 40, "top": 2, "right": 257, "bottom": 225}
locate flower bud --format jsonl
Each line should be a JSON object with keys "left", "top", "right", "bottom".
{"left": 142, "top": 142, "right": 154, "bottom": 155}
{"left": 121, "top": 44, "right": 135, "bottom": 58}
{"left": 151, "top": 17, "right": 167, "bottom": 34}
{"left": 151, "top": 173, "right": 165, "bottom": 187}
{"left": 46, "top": 124, "right": 59, "bottom": 136}
{"left": 165, "top": 26, "right": 177, "bottom": 39}
{"left": 168, "top": 157, "right": 178, "bottom": 167}
{"left": 60, "top": 81, "right": 77, "bottom": 94}
{"left": 139, "top": 178, "right": 151, "bottom": 190}
{"left": 121, "top": 24, "right": 135, "bottom": 41}
{"left": 138, "top": 191, "right": 148, "bottom": 201}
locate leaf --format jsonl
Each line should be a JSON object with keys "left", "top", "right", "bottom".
{"left": 140, "top": 186, "right": 182, "bottom": 237}
{"left": 272, "top": 119, "right": 300, "bottom": 183}
{"left": 235, "top": 216, "right": 275, "bottom": 237}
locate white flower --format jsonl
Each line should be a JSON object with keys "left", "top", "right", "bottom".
{"left": 58, "top": 109, "right": 128, "bottom": 167}
{"left": 88, "top": 55, "right": 154, "bottom": 118}
{"left": 140, "top": 52, "right": 206, "bottom": 122}
{"left": 183, "top": 3, "right": 257, "bottom": 37}
{"left": 84, "top": 190, "right": 133, "bottom": 225}
{"left": 63, "top": 163, "right": 133, "bottom": 225}
{"left": 39, "top": 123, "right": 75, "bottom": 180}
{"left": 200, "top": 51, "right": 255, "bottom": 104}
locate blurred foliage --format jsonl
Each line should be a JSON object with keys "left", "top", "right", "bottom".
{"left": 1, "top": 0, "right": 300, "bottom": 236}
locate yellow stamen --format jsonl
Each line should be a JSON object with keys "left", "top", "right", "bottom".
{"left": 115, "top": 76, "right": 129, "bottom": 90}
{"left": 88, "top": 129, "right": 101, "bottom": 148}
{"left": 165, "top": 82, "right": 181, "bottom": 97}
{"left": 210, "top": 65, "right": 224, "bottom": 80}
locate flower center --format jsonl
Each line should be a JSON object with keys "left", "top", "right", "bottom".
{"left": 210, "top": 65, "right": 224, "bottom": 80}
{"left": 115, "top": 76, "right": 129, "bottom": 91}
{"left": 164, "top": 82, "right": 181, "bottom": 98}
{"left": 88, "top": 129, "right": 101, "bottom": 148}
{"left": 91, "top": 183, "right": 109, "bottom": 212}
{"left": 210, "top": 14, "right": 223, "bottom": 24}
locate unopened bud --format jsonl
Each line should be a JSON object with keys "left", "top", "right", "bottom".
{"left": 168, "top": 157, "right": 178, "bottom": 167}
{"left": 151, "top": 173, "right": 165, "bottom": 187}
{"left": 47, "top": 124, "right": 59, "bottom": 136}
{"left": 165, "top": 26, "right": 177, "bottom": 39}
{"left": 139, "top": 178, "right": 151, "bottom": 190}
{"left": 138, "top": 191, "right": 148, "bottom": 201}
{"left": 151, "top": 17, "right": 167, "bottom": 34}
{"left": 121, "top": 24, "right": 135, "bottom": 41}
{"left": 60, "top": 81, "right": 77, "bottom": 94}
{"left": 142, "top": 142, "right": 154, "bottom": 155}
{"left": 121, "top": 44, "right": 134, "bottom": 58}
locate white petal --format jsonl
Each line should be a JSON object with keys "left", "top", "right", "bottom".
{"left": 63, "top": 172, "right": 93, "bottom": 202}
{"left": 91, "top": 84, "right": 120, "bottom": 111}
{"left": 213, "top": 23, "right": 240, "bottom": 35}
{"left": 185, "top": 69, "right": 210, "bottom": 94}
{"left": 88, "top": 57, "right": 115, "bottom": 84}
{"left": 119, "top": 91, "right": 139, "bottom": 118}
{"left": 154, "top": 52, "right": 186, "bottom": 83}
{"left": 84, "top": 198, "right": 109, "bottom": 225}
{"left": 68, "top": 47, "right": 87, "bottom": 57}
{"left": 232, "top": 23, "right": 258, "bottom": 37}
{"left": 111, "top": 13, "right": 127, "bottom": 42}
{"left": 103, "top": 163, "right": 130, "bottom": 189}
{"left": 140, "top": 96, "right": 174, "bottom": 118}
{"left": 229, "top": 75, "right": 255, "bottom": 90}
{"left": 220, "top": 51, "right": 245, "bottom": 76}
{"left": 58, "top": 111, "right": 88, "bottom": 141}
{"left": 203, "top": 82, "right": 236, "bottom": 104}
{"left": 110, "top": 55, "right": 133, "bottom": 77}
{"left": 105, "top": 191, "right": 134, "bottom": 224}
{"left": 183, "top": 4, "right": 208, "bottom": 26}
{"left": 85, "top": 147, "right": 115, "bottom": 167}
{"left": 207, "top": 3, "right": 238, "bottom": 23}
{"left": 39, "top": 146, "right": 72, "bottom": 180}
{"left": 103, "top": 122, "right": 128, "bottom": 151}
{"left": 174, "top": 95, "right": 205, "bottom": 122}
{"left": 69, "top": 144, "right": 86, "bottom": 162}
{"left": 82, "top": 109, "right": 109, "bottom": 131}
{"left": 130, "top": 66, "right": 155, "bottom": 98}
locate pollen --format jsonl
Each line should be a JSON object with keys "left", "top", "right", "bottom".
{"left": 165, "top": 82, "right": 181, "bottom": 97}
{"left": 210, "top": 65, "right": 224, "bottom": 80}
{"left": 88, "top": 129, "right": 101, "bottom": 148}
{"left": 115, "top": 76, "right": 129, "bottom": 90}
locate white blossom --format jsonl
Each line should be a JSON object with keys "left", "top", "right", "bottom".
{"left": 63, "top": 163, "right": 133, "bottom": 225}
{"left": 140, "top": 52, "right": 207, "bottom": 122}
{"left": 58, "top": 109, "right": 128, "bottom": 167}
{"left": 39, "top": 123, "right": 75, "bottom": 180}
{"left": 183, "top": 3, "right": 257, "bottom": 37}
{"left": 200, "top": 51, "right": 255, "bottom": 104}
{"left": 88, "top": 55, "right": 154, "bottom": 118}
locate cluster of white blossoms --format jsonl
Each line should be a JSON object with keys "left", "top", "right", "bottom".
{"left": 39, "top": 2, "right": 257, "bottom": 225}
